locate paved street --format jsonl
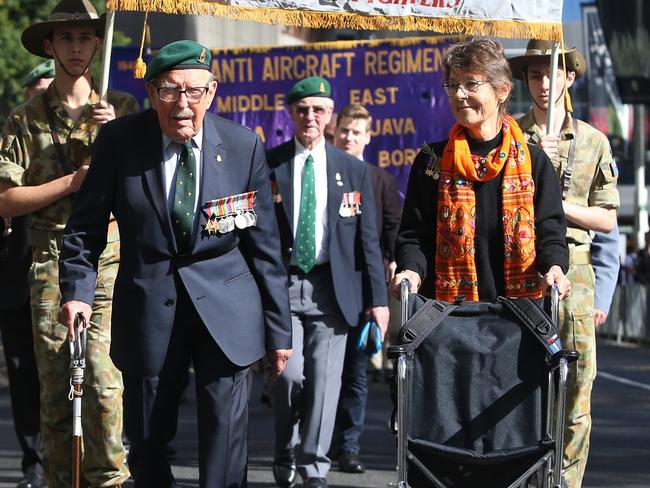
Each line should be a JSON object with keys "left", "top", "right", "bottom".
{"left": 1, "top": 340, "right": 648, "bottom": 487}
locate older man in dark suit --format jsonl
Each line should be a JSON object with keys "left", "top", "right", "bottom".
{"left": 58, "top": 40, "right": 292, "bottom": 488}
{"left": 331, "top": 103, "right": 401, "bottom": 473}
{"left": 266, "top": 77, "right": 389, "bottom": 488}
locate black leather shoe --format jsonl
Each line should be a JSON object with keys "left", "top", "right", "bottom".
{"left": 338, "top": 451, "right": 366, "bottom": 473}
{"left": 303, "top": 478, "right": 328, "bottom": 488}
{"left": 272, "top": 449, "right": 297, "bottom": 487}
{"left": 16, "top": 472, "right": 47, "bottom": 488}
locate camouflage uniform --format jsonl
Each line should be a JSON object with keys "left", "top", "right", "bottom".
{"left": 519, "top": 111, "right": 619, "bottom": 488}
{"left": 0, "top": 83, "right": 138, "bottom": 488}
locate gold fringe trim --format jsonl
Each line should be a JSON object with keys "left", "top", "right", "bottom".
{"left": 211, "top": 34, "right": 464, "bottom": 56}
{"left": 133, "top": 11, "right": 149, "bottom": 78}
{"left": 106, "top": 0, "right": 561, "bottom": 40}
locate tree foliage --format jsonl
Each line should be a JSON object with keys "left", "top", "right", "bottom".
{"left": 0, "top": 0, "right": 130, "bottom": 116}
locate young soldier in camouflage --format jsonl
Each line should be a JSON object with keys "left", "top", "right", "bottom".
{"left": 510, "top": 40, "right": 619, "bottom": 488}
{"left": 0, "top": 0, "right": 138, "bottom": 486}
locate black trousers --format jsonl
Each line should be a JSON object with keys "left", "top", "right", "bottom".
{"left": 0, "top": 300, "right": 43, "bottom": 475}
{"left": 122, "top": 281, "right": 250, "bottom": 488}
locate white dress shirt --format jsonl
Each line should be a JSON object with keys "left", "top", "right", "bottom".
{"left": 162, "top": 127, "right": 203, "bottom": 222}
{"left": 292, "top": 137, "right": 329, "bottom": 265}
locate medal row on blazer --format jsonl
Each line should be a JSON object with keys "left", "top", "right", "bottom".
{"left": 202, "top": 191, "right": 257, "bottom": 235}
{"left": 203, "top": 188, "right": 364, "bottom": 236}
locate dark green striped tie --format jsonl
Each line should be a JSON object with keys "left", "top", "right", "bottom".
{"left": 172, "top": 141, "right": 196, "bottom": 252}
{"left": 295, "top": 154, "right": 316, "bottom": 273}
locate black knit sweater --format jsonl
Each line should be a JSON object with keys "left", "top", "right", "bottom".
{"left": 395, "top": 131, "right": 569, "bottom": 301}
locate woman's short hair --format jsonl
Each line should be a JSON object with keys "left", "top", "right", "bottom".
{"left": 442, "top": 38, "right": 513, "bottom": 113}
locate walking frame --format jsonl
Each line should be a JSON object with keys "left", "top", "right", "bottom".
{"left": 388, "top": 280, "right": 579, "bottom": 488}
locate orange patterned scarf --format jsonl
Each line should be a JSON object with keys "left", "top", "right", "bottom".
{"left": 435, "top": 115, "right": 542, "bottom": 301}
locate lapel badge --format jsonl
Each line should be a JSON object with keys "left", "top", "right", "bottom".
{"left": 215, "top": 153, "right": 222, "bottom": 162}
{"left": 335, "top": 172, "right": 343, "bottom": 187}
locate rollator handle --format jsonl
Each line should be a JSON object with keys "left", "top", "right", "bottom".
{"left": 69, "top": 313, "right": 88, "bottom": 370}
{"left": 388, "top": 279, "right": 412, "bottom": 361}
{"left": 547, "top": 283, "right": 580, "bottom": 369}
{"left": 400, "top": 278, "right": 410, "bottom": 326}
{"left": 550, "top": 283, "right": 559, "bottom": 328}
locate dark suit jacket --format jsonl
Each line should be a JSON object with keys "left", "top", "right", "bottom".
{"left": 0, "top": 216, "right": 30, "bottom": 310}
{"left": 59, "top": 110, "right": 292, "bottom": 378}
{"left": 367, "top": 164, "right": 401, "bottom": 261}
{"left": 266, "top": 139, "right": 387, "bottom": 326}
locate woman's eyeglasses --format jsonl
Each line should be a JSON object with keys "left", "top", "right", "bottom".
{"left": 442, "top": 80, "right": 488, "bottom": 97}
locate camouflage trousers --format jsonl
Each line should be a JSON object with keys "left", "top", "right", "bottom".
{"left": 559, "top": 258, "right": 596, "bottom": 488}
{"left": 29, "top": 230, "right": 129, "bottom": 488}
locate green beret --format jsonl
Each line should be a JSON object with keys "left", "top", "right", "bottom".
{"left": 144, "top": 40, "right": 211, "bottom": 82}
{"left": 22, "top": 59, "right": 55, "bottom": 87}
{"left": 286, "top": 76, "right": 331, "bottom": 105}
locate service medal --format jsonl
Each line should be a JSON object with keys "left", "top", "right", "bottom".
{"left": 216, "top": 219, "right": 228, "bottom": 234}
{"left": 245, "top": 210, "right": 257, "bottom": 227}
{"left": 234, "top": 213, "right": 247, "bottom": 229}
{"left": 224, "top": 216, "right": 235, "bottom": 233}
{"left": 208, "top": 218, "right": 218, "bottom": 235}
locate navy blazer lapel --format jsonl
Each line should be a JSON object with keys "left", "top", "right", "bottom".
{"left": 274, "top": 141, "right": 295, "bottom": 232}
{"left": 193, "top": 115, "right": 226, "bottom": 246}
{"left": 140, "top": 110, "right": 173, "bottom": 242}
{"left": 326, "top": 144, "right": 344, "bottom": 235}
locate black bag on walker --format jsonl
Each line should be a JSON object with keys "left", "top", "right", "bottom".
{"left": 395, "top": 295, "right": 559, "bottom": 487}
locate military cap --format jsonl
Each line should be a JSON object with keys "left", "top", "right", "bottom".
{"left": 22, "top": 59, "right": 56, "bottom": 88}
{"left": 286, "top": 76, "right": 331, "bottom": 105}
{"left": 144, "top": 40, "right": 212, "bottom": 82}
{"left": 509, "top": 39, "right": 587, "bottom": 81}
{"left": 22, "top": 0, "right": 105, "bottom": 59}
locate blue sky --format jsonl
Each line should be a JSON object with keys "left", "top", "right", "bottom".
{"left": 563, "top": 0, "right": 585, "bottom": 21}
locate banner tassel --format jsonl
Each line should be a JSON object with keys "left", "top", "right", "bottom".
{"left": 133, "top": 11, "right": 149, "bottom": 79}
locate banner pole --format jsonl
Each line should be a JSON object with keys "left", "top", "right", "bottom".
{"left": 546, "top": 42, "right": 560, "bottom": 135}
{"left": 100, "top": 9, "right": 116, "bottom": 101}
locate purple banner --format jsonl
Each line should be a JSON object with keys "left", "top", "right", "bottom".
{"left": 109, "top": 37, "right": 457, "bottom": 198}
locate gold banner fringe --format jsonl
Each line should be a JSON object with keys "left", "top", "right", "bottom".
{"left": 106, "top": 0, "right": 561, "bottom": 40}
{"left": 211, "top": 34, "right": 464, "bottom": 56}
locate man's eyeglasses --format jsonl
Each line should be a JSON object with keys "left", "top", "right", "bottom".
{"left": 294, "top": 105, "right": 330, "bottom": 117}
{"left": 155, "top": 85, "right": 209, "bottom": 103}
{"left": 442, "top": 80, "right": 488, "bottom": 97}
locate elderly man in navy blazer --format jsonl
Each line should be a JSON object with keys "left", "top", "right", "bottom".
{"left": 58, "top": 40, "right": 292, "bottom": 488}
{"left": 266, "top": 76, "right": 389, "bottom": 488}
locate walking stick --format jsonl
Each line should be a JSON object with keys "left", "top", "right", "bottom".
{"left": 69, "top": 313, "right": 88, "bottom": 488}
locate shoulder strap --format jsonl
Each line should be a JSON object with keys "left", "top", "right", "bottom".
{"left": 497, "top": 297, "right": 562, "bottom": 354}
{"left": 41, "top": 92, "right": 74, "bottom": 176}
{"left": 561, "top": 118, "right": 579, "bottom": 200}
{"left": 399, "top": 298, "right": 462, "bottom": 354}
